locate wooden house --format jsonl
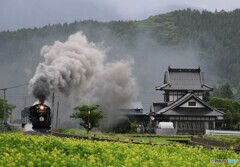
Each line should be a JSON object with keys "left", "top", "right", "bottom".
{"left": 151, "top": 66, "right": 224, "bottom": 134}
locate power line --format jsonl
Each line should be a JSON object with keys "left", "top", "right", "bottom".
{"left": 0, "top": 93, "right": 30, "bottom": 95}
{"left": 0, "top": 83, "right": 29, "bottom": 90}
{"left": 0, "top": 82, "right": 29, "bottom": 123}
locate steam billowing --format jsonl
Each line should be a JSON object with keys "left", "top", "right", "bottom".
{"left": 31, "top": 77, "right": 50, "bottom": 103}
{"left": 29, "top": 32, "right": 137, "bottom": 111}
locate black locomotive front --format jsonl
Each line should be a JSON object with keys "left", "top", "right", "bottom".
{"left": 29, "top": 103, "right": 51, "bottom": 130}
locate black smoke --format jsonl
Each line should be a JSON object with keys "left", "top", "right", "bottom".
{"left": 31, "top": 76, "right": 50, "bottom": 103}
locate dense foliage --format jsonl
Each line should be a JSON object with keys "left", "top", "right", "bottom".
{"left": 0, "top": 132, "right": 239, "bottom": 166}
{"left": 212, "top": 83, "right": 234, "bottom": 99}
{"left": 208, "top": 97, "right": 240, "bottom": 130}
{"left": 174, "top": 9, "right": 240, "bottom": 85}
{"left": 144, "top": 9, "right": 240, "bottom": 89}
{"left": 0, "top": 97, "right": 15, "bottom": 120}
{"left": 1, "top": 9, "right": 240, "bottom": 96}
{"left": 70, "top": 105, "right": 103, "bottom": 133}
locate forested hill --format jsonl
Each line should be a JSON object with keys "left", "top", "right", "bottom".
{"left": 1, "top": 9, "right": 240, "bottom": 96}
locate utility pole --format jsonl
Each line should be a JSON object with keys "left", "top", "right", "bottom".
{"left": 55, "top": 102, "right": 59, "bottom": 129}
{"left": 0, "top": 83, "right": 28, "bottom": 124}
{"left": 87, "top": 110, "right": 91, "bottom": 134}
{"left": 59, "top": 118, "right": 61, "bottom": 129}
{"left": 149, "top": 111, "right": 156, "bottom": 144}
{"left": 3, "top": 88, "right": 6, "bottom": 124}
{"left": 51, "top": 92, "right": 55, "bottom": 129}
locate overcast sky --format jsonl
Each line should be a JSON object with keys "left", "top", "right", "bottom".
{"left": 1, "top": 0, "right": 240, "bottom": 31}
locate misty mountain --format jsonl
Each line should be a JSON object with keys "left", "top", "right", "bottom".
{"left": 0, "top": 9, "right": 240, "bottom": 122}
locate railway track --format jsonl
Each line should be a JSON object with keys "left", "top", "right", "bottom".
{"left": 9, "top": 123, "right": 240, "bottom": 154}
{"left": 51, "top": 131, "right": 160, "bottom": 145}
{"left": 189, "top": 140, "right": 240, "bottom": 154}
{"left": 7, "top": 125, "right": 240, "bottom": 157}
{"left": 51, "top": 132, "right": 240, "bottom": 154}
{"left": 23, "top": 130, "right": 240, "bottom": 154}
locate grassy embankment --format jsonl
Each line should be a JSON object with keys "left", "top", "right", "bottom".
{"left": 55, "top": 128, "right": 190, "bottom": 144}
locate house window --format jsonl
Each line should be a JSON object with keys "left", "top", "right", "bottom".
{"left": 188, "top": 102, "right": 196, "bottom": 106}
{"left": 165, "top": 95, "right": 169, "bottom": 102}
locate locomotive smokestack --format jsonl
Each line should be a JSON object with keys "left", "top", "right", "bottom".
{"left": 30, "top": 76, "right": 50, "bottom": 103}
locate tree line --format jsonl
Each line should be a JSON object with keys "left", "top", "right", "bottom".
{"left": 1, "top": 9, "right": 240, "bottom": 91}
{"left": 1, "top": 9, "right": 240, "bottom": 130}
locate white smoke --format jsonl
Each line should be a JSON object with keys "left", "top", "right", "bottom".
{"left": 29, "top": 32, "right": 137, "bottom": 113}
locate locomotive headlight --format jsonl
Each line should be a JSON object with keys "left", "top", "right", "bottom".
{"left": 39, "top": 105, "right": 45, "bottom": 112}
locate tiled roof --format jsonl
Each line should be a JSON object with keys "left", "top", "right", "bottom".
{"left": 156, "top": 66, "right": 213, "bottom": 91}
{"left": 161, "top": 108, "right": 223, "bottom": 116}
{"left": 153, "top": 93, "right": 224, "bottom": 116}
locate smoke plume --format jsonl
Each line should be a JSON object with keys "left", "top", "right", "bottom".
{"left": 31, "top": 76, "right": 50, "bottom": 103}
{"left": 29, "top": 32, "right": 137, "bottom": 111}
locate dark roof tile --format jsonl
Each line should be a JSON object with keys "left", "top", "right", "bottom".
{"left": 154, "top": 93, "right": 224, "bottom": 116}
{"left": 156, "top": 67, "right": 213, "bottom": 91}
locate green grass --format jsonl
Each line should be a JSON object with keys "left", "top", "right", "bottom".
{"left": 204, "top": 135, "right": 240, "bottom": 143}
{"left": 54, "top": 128, "right": 190, "bottom": 144}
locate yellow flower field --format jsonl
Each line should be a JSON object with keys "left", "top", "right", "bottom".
{"left": 0, "top": 132, "right": 239, "bottom": 167}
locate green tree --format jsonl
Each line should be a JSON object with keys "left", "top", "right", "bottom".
{"left": 212, "top": 83, "right": 233, "bottom": 99}
{"left": 219, "top": 83, "right": 234, "bottom": 99}
{"left": 70, "top": 104, "right": 103, "bottom": 134}
{"left": 235, "top": 85, "right": 240, "bottom": 100}
{"left": 0, "top": 98, "right": 15, "bottom": 123}
{"left": 224, "top": 111, "right": 233, "bottom": 129}
{"left": 208, "top": 97, "right": 240, "bottom": 130}
{"left": 203, "top": 91, "right": 210, "bottom": 101}
{"left": 232, "top": 112, "right": 240, "bottom": 125}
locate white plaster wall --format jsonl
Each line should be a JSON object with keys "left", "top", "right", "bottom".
{"left": 180, "top": 98, "right": 205, "bottom": 108}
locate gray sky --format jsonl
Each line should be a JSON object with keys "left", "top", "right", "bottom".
{"left": 0, "top": 0, "right": 240, "bottom": 31}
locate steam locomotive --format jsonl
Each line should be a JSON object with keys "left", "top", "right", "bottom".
{"left": 21, "top": 101, "right": 51, "bottom": 132}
